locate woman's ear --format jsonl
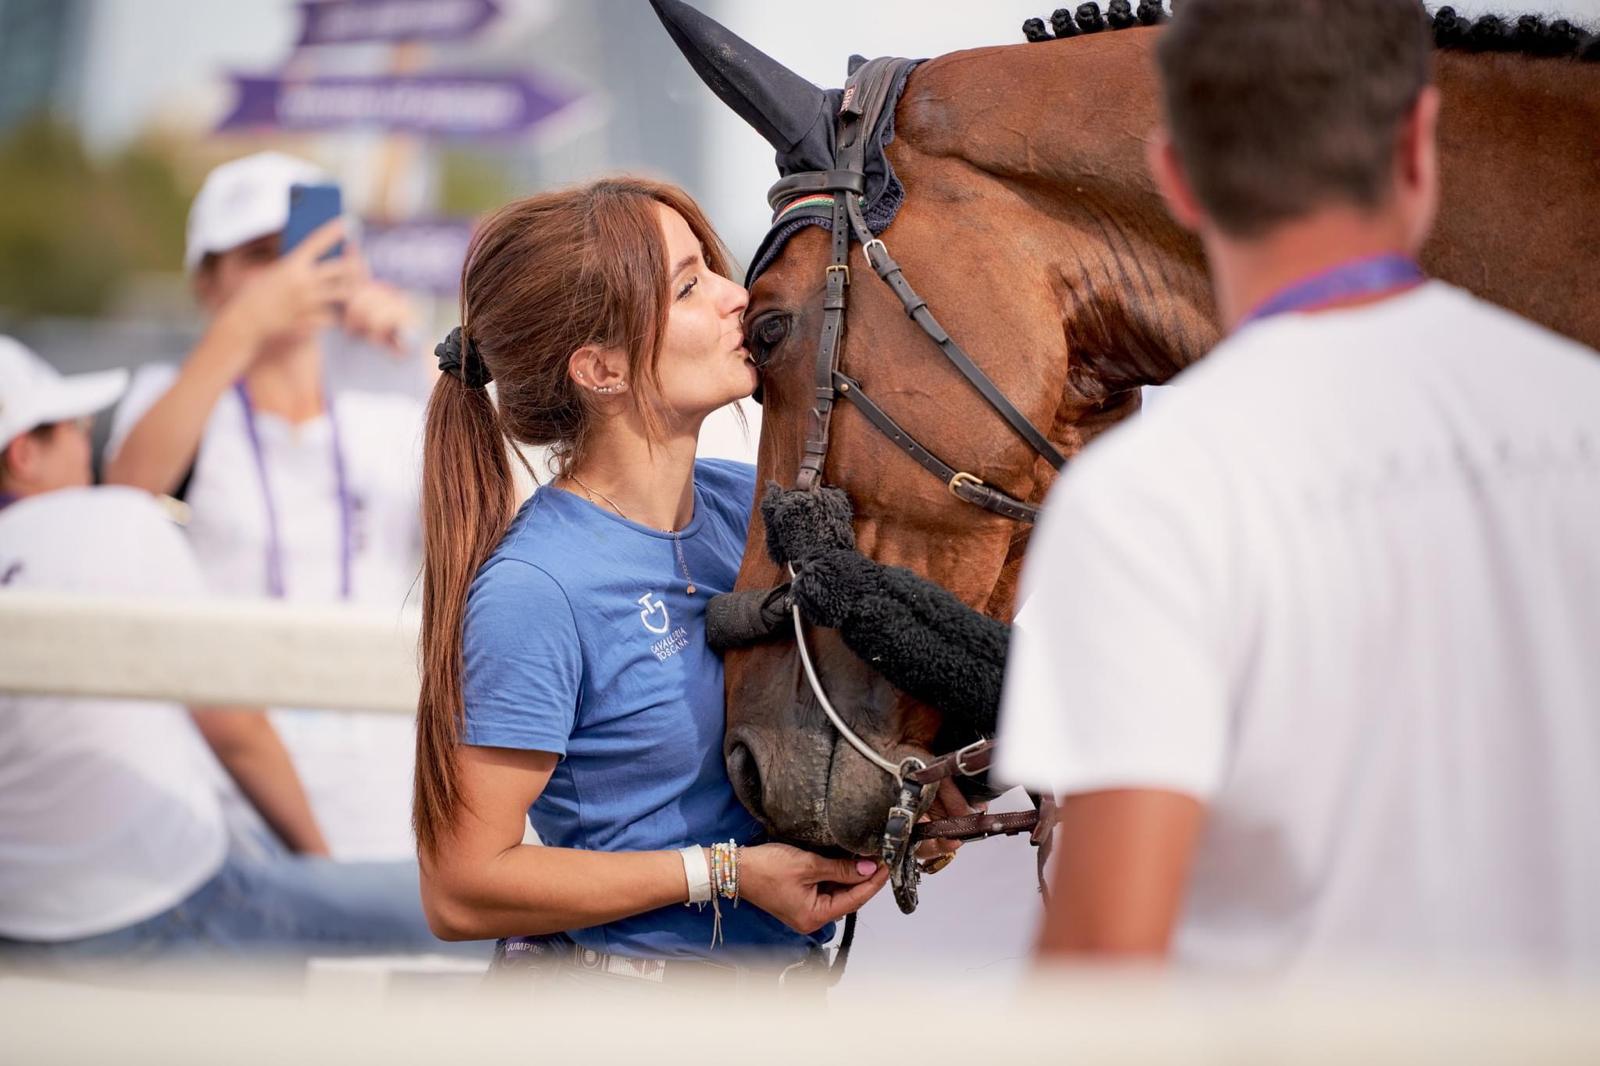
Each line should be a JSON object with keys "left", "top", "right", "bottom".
{"left": 568, "top": 344, "right": 630, "bottom": 396}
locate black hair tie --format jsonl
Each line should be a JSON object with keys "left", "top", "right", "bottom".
{"left": 435, "top": 326, "right": 492, "bottom": 390}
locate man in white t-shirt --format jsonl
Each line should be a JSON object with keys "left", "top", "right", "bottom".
{"left": 104, "top": 152, "right": 426, "bottom": 861}
{"left": 996, "top": 0, "right": 1600, "bottom": 975}
{"left": 0, "top": 336, "right": 452, "bottom": 968}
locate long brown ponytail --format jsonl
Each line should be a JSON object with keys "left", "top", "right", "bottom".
{"left": 413, "top": 177, "right": 733, "bottom": 858}
{"left": 414, "top": 371, "right": 514, "bottom": 858}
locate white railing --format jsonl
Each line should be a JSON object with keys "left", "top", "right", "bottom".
{"left": 2, "top": 970, "right": 1598, "bottom": 1062}
{"left": 0, "top": 591, "right": 419, "bottom": 713}
{"left": 5, "top": 587, "right": 1600, "bottom": 1057}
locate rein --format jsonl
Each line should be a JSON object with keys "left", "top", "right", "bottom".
{"left": 735, "top": 57, "right": 1065, "bottom": 912}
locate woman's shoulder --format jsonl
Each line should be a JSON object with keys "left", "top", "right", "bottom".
{"left": 467, "top": 549, "right": 576, "bottom": 644}
{"left": 693, "top": 458, "right": 757, "bottom": 504}
{"left": 473, "top": 491, "right": 601, "bottom": 596}
{"left": 478, "top": 494, "right": 561, "bottom": 576}
{"left": 693, "top": 459, "right": 758, "bottom": 538}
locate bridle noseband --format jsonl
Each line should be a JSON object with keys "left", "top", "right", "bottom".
{"left": 752, "top": 57, "right": 1063, "bottom": 912}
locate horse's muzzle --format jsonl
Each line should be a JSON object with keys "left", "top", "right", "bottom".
{"left": 724, "top": 721, "right": 916, "bottom": 856}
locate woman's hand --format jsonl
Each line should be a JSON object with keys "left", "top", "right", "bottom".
{"left": 220, "top": 220, "right": 359, "bottom": 357}
{"left": 737, "top": 843, "right": 888, "bottom": 934}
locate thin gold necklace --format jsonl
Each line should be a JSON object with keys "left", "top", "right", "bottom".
{"left": 569, "top": 472, "right": 696, "bottom": 595}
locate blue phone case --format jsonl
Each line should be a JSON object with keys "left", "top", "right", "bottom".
{"left": 281, "top": 183, "right": 344, "bottom": 259}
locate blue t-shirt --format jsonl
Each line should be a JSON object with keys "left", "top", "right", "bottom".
{"left": 462, "top": 459, "right": 826, "bottom": 960}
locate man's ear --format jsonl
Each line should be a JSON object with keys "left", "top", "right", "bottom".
{"left": 1396, "top": 86, "right": 1441, "bottom": 252}
{"left": 567, "top": 344, "right": 629, "bottom": 395}
{"left": 1146, "top": 128, "right": 1206, "bottom": 233}
{"left": 1398, "top": 86, "right": 1441, "bottom": 191}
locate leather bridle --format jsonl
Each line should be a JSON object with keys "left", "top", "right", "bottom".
{"left": 750, "top": 57, "right": 1061, "bottom": 912}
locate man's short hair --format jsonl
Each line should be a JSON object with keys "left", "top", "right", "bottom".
{"left": 1155, "top": 0, "right": 1432, "bottom": 237}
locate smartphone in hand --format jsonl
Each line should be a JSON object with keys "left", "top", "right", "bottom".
{"left": 281, "top": 183, "right": 344, "bottom": 260}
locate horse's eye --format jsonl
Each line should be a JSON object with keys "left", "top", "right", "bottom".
{"left": 746, "top": 314, "right": 791, "bottom": 363}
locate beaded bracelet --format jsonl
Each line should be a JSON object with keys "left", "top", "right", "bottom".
{"left": 693, "top": 840, "right": 742, "bottom": 950}
{"left": 709, "top": 839, "right": 741, "bottom": 905}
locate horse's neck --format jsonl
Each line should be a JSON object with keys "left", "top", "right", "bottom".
{"left": 899, "top": 33, "right": 1217, "bottom": 393}
{"left": 1427, "top": 53, "right": 1600, "bottom": 350}
{"left": 906, "top": 37, "right": 1598, "bottom": 355}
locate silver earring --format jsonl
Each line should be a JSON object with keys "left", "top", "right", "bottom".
{"left": 594, "top": 383, "right": 626, "bottom": 394}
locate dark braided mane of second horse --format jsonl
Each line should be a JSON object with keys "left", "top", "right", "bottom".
{"left": 1023, "top": 1, "right": 1600, "bottom": 61}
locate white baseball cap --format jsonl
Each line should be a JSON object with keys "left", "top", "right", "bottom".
{"left": 0, "top": 336, "right": 130, "bottom": 452}
{"left": 184, "top": 150, "right": 328, "bottom": 273}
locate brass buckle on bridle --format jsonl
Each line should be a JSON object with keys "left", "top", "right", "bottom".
{"left": 947, "top": 470, "right": 984, "bottom": 499}
{"left": 826, "top": 262, "right": 851, "bottom": 286}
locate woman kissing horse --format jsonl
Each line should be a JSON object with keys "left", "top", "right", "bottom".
{"left": 651, "top": 0, "right": 1600, "bottom": 870}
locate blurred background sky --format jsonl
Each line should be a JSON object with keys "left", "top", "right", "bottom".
{"left": 2, "top": 0, "right": 1596, "bottom": 385}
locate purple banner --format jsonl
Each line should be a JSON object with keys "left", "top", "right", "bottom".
{"left": 217, "top": 73, "right": 575, "bottom": 136}
{"left": 296, "top": 0, "right": 499, "bottom": 46}
{"left": 361, "top": 219, "right": 475, "bottom": 294}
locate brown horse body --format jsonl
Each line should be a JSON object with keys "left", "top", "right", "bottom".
{"left": 673, "top": 17, "right": 1600, "bottom": 854}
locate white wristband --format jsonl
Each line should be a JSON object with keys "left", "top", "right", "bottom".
{"left": 680, "top": 845, "right": 712, "bottom": 904}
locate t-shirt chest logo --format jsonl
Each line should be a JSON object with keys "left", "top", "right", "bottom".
{"left": 636, "top": 592, "right": 670, "bottom": 634}
{"left": 636, "top": 591, "right": 689, "bottom": 663}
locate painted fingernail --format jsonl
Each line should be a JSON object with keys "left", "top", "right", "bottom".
{"left": 856, "top": 860, "right": 877, "bottom": 875}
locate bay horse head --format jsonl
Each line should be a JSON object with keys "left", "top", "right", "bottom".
{"left": 652, "top": 0, "right": 1600, "bottom": 860}
{"left": 652, "top": 0, "right": 1216, "bottom": 858}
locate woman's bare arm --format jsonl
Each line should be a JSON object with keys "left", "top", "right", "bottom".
{"left": 105, "top": 314, "right": 261, "bottom": 494}
{"left": 191, "top": 706, "right": 330, "bottom": 857}
{"left": 420, "top": 744, "right": 887, "bottom": 941}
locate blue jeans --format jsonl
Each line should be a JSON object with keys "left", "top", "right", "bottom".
{"left": 0, "top": 848, "right": 486, "bottom": 974}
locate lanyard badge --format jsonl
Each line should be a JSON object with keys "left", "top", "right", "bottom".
{"left": 234, "top": 381, "right": 353, "bottom": 600}
{"left": 1240, "top": 254, "right": 1426, "bottom": 328}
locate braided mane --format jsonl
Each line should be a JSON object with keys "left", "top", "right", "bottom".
{"left": 1022, "top": 2, "right": 1600, "bottom": 61}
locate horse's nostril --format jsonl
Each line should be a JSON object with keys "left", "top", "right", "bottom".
{"left": 726, "top": 741, "right": 765, "bottom": 822}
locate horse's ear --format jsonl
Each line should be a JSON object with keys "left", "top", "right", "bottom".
{"left": 649, "top": 0, "right": 832, "bottom": 164}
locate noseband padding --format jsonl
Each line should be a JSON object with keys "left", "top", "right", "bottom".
{"left": 762, "top": 483, "right": 856, "bottom": 564}
{"left": 791, "top": 548, "right": 1008, "bottom": 735}
{"left": 711, "top": 485, "right": 1007, "bottom": 736}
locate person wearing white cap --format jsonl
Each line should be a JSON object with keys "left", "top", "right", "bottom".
{"left": 104, "top": 151, "right": 427, "bottom": 862}
{"left": 0, "top": 336, "right": 453, "bottom": 970}
{"left": 0, "top": 353, "right": 123, "bottom": 507}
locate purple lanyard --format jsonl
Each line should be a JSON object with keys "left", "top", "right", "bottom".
{"left": 234, "top": 381, "right": 353, "bottom": 600}
{"left": 1239, "top": 253, "right": 1426, "bottom": 328}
